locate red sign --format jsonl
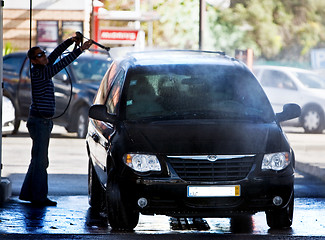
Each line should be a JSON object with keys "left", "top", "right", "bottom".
{"left": 100, "top": 29, "right": 138, "bottom": 42}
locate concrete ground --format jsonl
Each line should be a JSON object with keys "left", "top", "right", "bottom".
{"left": 0, "top": 125, "right": 324, "bottom": 237}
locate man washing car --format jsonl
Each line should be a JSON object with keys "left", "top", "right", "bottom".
{"left": 19, "top": 33, "right": 92, "bottom": 206}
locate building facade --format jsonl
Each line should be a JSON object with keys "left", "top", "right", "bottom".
{"left": 3, "top": 0, "right": 92, "bottom": 51}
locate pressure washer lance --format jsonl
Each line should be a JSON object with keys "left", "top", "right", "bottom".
{"left": 76, "top": 31, "right": 110, "bottom": 51}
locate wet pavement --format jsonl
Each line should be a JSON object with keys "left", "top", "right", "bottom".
{"left": 0, "top": 196, "right": 101, "bottom": 234}
{"left": 1, "top": 126, "right": 325, "bottom": 238}
{"left": 0, "top": 195, "right": 324, "bottom": 237}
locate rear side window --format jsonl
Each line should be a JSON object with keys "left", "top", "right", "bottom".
{"left": 93, "top": 62, "right": 118, "bottom": 105}
{"left": 106, "top": 70, "right": 125, "bottom": 114}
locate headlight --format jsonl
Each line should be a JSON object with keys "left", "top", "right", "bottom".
{"left": 261, "top": 152, "right": 290, "bottom": 171}
{"left": 123, "top": 154, "right": 161, "bottom": 172}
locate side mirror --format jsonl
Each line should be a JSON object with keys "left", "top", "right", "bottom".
{"left": 276, "top": 103, "right": 301, "bottom": 122}
{"left": 89, "top": 104, "right": 117, "bottom": 123}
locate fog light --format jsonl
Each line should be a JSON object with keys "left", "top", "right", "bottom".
{"left": 138, "top": 198, "right": 148, "bottom": 208}
{"left": 273, "top": 196, "right": 283, "bottom": 206}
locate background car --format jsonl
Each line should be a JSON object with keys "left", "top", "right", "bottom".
{"left": 86, "top": 50, "right": 300, "bottom": 230}
{"left": 2, "top": 96, "right": 15, "bottom": 136}
{"left": 3, "top": 51, "right": 112, "bottom": 137}
{"left": 253, "top": 65, "right": 325, "bottom": 133}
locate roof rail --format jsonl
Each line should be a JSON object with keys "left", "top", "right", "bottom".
{"left": 110, "top": 48, "right": 229, "bottom": 60}
{"left": 150, "top": 49, "right": 226, "bottom": 56}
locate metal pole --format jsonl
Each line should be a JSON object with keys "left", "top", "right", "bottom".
{"left": 134, "top": 0, "right": 140, "bottom": 29}
{"left": 147, "top": 0, "right": 153, "bottom": 47}
{"left": 199, "top": 0, "right": 205, "bottom": 50}
{"left": 30, "top": 0, "right": 32, "bottom": 49}
{"left": 0, "top": 0, "right": 4, "bottom": 179}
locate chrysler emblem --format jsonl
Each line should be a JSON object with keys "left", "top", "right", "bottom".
{"left": 207, "top": 155, "right": 218, "bottom": 162}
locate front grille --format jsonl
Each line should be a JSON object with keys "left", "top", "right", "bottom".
{"left": 168, "top": 155, "right": 255, "bottom": 181}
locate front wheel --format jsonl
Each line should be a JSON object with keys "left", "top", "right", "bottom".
{"left": 266, "top": 195, "right": 294, "bottom": 229}
{"left": 301, "top": 106, "right": 324, "bottom": 133}
{"left": 106, "top": 179, "right": 139, "bottom": 231}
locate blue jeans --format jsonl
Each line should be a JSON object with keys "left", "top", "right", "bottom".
{"left": 19, "top": 116, "right": 53, "bottom": 202}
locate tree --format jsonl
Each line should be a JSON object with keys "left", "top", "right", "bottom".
{"left": 102, "top": 0, "right": 325, "bottom": 62}
{"left": 207, "top": 0, "right": 325, "bottom": 61}
{"left": 152, "top": 0, "right": 200, "bottom": 49}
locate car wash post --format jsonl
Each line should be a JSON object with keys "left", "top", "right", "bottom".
{"left": 0, "top": 0, "right": 12, "bottom": 203}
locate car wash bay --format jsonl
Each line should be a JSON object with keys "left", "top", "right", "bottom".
{"left": 0, "top": 125, "right": 324, "bottom": 238}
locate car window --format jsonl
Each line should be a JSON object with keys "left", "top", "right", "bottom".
{"left": 106, "top": 69, "right": 125, "bottom": 114}
{"left": 253, "top": 68, "right": 261, "bottom": 76}
{"left": 93, "top": 62, "right": 118, "bottom": 105}
{"left": 21, "top": 58, "right": 31, "bottom": 79}
{"left": 69, "top": 57, "right": 111, "bottom": 82}
{"left": 295, "top": 72, "right": 325, "bottom": 89}
{"left": 3, "top": 55, "right": 26, "bottom": 74}
{"left": 260, "top": 70, "right": 296, "bottom": 90}
{"left": 125, "top": 65, "right": 275, "bottom": 122}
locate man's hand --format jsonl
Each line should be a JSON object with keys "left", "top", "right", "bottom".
{"left": 71, "top": 32, "right": 83, "bottom": 46}
{"left": 81, "top": 40, "right": 93, "bottom": 51}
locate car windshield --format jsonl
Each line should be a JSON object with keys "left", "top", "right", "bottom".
{"left": 69, "top": 57, "right": 111, "bottom": 83}
{"left": 294, "top": 71, "right": 325, "bottom": 89}
{"left": 124, "top": 64, "right": 275, "bottom": 122}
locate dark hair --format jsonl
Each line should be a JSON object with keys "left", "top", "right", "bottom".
{"left": 27, "top": 46, "right": 41, "bottom": 59}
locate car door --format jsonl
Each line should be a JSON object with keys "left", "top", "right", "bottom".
{"left": 18, "top": 58, "right": 32, "bottom": 119}
{"left": 259, "top": 69, "right": 299, "bottom": 113}
{"left": 88, "top": 67, "right": 125, "bottom": 185}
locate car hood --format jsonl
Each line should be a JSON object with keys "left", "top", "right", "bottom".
{"left": 123, "top": 120, "right": 289, "bottom": 155}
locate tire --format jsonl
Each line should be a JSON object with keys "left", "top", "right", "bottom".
{"left": 266, "top": 194, "right": 294, "bottom": 229}
{"left": 106, "top": 179, "right": 139, "bottom": 231}
{"left": 301, "top": 106, "right": 324, "bottom": 133}
{"left": 88, "top": 159, "right": 104, "bottom": 211}
{"left": 77, "top": 107, "right": 89, "bottom": 138}
{"left": 230, "top": 215, "right": 253, "bottom": 233}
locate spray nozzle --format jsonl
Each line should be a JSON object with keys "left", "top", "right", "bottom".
{"left": 75, "top": 31, "right": 84, "bottom": 42}
{"left": 75, "top": 32, "right": 110, "bottom": 52}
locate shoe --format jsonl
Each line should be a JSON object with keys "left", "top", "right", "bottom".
{"left": 31, "top": 198, "right": 57, "bottom": 207}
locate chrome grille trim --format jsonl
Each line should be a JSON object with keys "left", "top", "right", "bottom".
{"left": 167, "top": 154, "right": 256, "bottom": 181}
{"left": 167, "top": 154, "right": 255, "bottom": 161}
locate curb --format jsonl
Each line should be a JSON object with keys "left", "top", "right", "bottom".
{"left": 295, "top": 161, "right": 325, "bottom": 182}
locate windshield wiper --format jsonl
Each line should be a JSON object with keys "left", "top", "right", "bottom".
{"left": 127, "top": 111, "right": 271, "bottom": 123}
{"left": 132, "top": 111, "right": 229, "bottom": 121}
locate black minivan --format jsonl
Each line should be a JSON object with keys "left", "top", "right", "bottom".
{"left": 86, "top": 50, "right": 301, "bottom": 230}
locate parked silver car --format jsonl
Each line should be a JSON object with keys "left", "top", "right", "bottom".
{"left": 254, "top": 65, "right": 325, "bottom": 133}
{"left": 2, "top": 96, "right": 15, "bottom": 135}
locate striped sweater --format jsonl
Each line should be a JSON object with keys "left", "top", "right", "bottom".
{"left": 29, "top": 39, "right": 83, "bottom": 118}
